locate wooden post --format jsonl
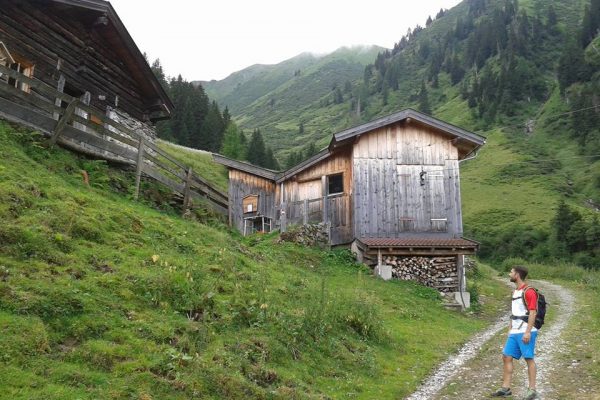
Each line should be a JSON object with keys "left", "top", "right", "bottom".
{"left": 303, "top": 199, "right": 308, "bottom": 225}
{"left": 182, "top": 167, "right": 193, "bottom": 215}
{"left": 134, "top": 137, "right": 145, "bottom": 200}
{"left": 53, "top": 74, "right": 65, "bottom": 120}
{"left": 49, "top": 98, "right": 79, "bottom": 146}
{"left": 322, "top": 175, "right": 328, "bottom": 224}
{"left": 280, "top": 203, "right": 287, "bottom": 232}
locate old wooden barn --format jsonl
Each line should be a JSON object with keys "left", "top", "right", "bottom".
{"left": 214, "top": 109, "right": 486, "bottom": 305}
{"left": 0, "top": 0, "right": 172, "bottom": 158}
{"left": 0, "top": 0, "right": 228, "bottom": 213}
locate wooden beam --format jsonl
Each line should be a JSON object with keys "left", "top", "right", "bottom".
{"left": 134, "top": 138, "right": 145, "bottom": 200}
{"left": 182, "top": 167, "right": 193, "bottom": 215}
{"left": 49, "top": 98, "right": 79, "bottom": 146}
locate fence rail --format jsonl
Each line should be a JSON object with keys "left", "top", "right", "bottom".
{"left": 0, "top": 63, "right": 228, "bottom": 214}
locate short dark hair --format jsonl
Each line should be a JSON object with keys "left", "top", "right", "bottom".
{"left": 513, "top": 266, "right": 529, "bottom": 280}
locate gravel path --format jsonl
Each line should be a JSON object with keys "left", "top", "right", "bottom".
{"left": 406, "top": 280, "right": 575, "bottom": 400}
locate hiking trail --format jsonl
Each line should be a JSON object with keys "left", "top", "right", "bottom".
{"left": 406, "top": 280, "right": 589, "bottom": 400}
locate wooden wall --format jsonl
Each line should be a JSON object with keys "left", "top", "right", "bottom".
{"left": 353, "top": 121, "right": 463, "bottom": 238}
{"left": 0, "top": 1, "right": 150, "bottom": 121}
{"left": 228, "top": 170, "right": 277, "bottom": 232}
{"left": 278, "top": 149, "right": 353, "bottom": 244}
{"left": 281, "top": 149, "right": 353, "bottom": 203}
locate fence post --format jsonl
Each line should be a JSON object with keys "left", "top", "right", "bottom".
{"left": 134, "top": 137, "right": 145, "bottom": 200}
{"left": 321, "top": 175, "right": 328, "bottom": 224}
{"left": 53, "top": 74, "right": 65, "bottom": 120}
{"left": 49, "top": 98, "right": 79, "bottom": 146}
{"left": 303, "top": 199, "right": 308, "bottom": 225}
{"left": 280, "top": 203, "right": 287, "bottom": 232}
{"left": 182, "top": 167, "right": 193, "bottom": 215}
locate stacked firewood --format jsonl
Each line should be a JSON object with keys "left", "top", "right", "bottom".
{"left": 384, "top": 256, "right": 458, "bottom": 292}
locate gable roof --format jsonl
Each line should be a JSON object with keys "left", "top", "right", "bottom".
{"left": 214, "top": 109, "right": 486, "bottom": 183}
{"left": 330, "top": 108, "right": 485, "bottom": 149}
{"left": 49, "top": 0, "right": 173, "bottom": 120}
{"left": 212, "top": 154, "right": 280, "bottom": 181}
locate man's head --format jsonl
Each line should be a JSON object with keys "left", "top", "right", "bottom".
{"left": 509, "top": 266, "right": 528, "bottom": 283}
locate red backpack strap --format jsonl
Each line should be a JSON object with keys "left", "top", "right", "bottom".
{"left": 521, "top": 286, "right": 537, "bottom": 311}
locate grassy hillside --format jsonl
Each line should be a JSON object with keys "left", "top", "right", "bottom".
{"left": 156, "top": 140, "right": 229, "bottom": 193}
{"left": 0, "top": 120, "right": 508, "bottom": 399}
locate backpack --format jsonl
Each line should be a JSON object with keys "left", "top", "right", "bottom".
{"left": 520, "top": 286, "right": 547, "bottom": 330}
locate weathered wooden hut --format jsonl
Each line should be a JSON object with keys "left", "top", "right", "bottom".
{"left": 214, "top": 109, "right": 486, "bottom": 303}
{"left": 0, "top": 0, "right": 172, "bottom": 159}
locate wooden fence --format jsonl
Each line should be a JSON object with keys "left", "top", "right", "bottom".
{"left": 0, "top": 63, "right": 228, "bottom": 215}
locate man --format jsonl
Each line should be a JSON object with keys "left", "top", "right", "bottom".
{"left": 491, "top": 266, "right": 539, "bottom": 399}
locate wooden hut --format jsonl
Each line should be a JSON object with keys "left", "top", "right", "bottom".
{"left": 0, "top": 0, "right": 172, "bottom": 159}
{"left": 214, "top": 109, "right": 486, "bottom": 303}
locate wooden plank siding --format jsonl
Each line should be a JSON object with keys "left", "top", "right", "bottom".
{"left": 352, "top": 121, "right": 462, "bottom": 238}
{"left": 0, "top": 1, "right": 163, "bottom": 121}
{"left": 277, "top": 149, "right": 353, "bottom": 244}
{"left": 228, "top": 170, "right": 277, "bottom": 233}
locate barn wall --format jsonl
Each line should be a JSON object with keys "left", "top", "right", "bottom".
{"left": 353, "top": 121, "right": 463, "bottom": 238}
{"left": 0, "top": 1, "right": 149, "bottom": 120}
{"left": 228, "top": 170, "right": 277, "bottom": 233}
{"left": 279, "top": 149, "right": 353, "bottom": 244}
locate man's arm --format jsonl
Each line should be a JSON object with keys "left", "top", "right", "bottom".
{"left": 523, "top": 310, "right": 536, "bottom": 343}
{"left": 522, "top": 287, "right": 538, "bottom": 344}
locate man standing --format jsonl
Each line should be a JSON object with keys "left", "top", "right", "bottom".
{"left": 491, "top": 266, "right": 539, "bottom": 399}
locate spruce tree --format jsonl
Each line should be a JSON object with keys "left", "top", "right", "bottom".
{"left": 418, "top": 81, "right": 432, "bottom": 114}
{"left": 220, "top": 123, "right": 245, "bottom": 160}
{"left": 247, "top": 129, "right": 267, "bottom": 167}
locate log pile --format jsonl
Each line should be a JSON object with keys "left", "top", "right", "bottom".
{"left": 384, "top": 256, "right": 459, "bottom": 292}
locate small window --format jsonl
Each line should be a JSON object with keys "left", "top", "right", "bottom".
{"left": 243, "top": 195, "right": 259, "bottom": 214}
{"left": 327, "top": 173, "right": 344, "bottom": 195}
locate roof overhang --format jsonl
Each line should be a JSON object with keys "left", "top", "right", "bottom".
{"left": 330, "top": 108, "right": 486, "bottom": 159}
{"left": 49, "top": 0, "right": 173, "bottom": 120}
{"left": 212, "top": 154, "right": 280, "bottom": 181}
{"left": 357, "top": 237, "right": 480, "bottom": 255}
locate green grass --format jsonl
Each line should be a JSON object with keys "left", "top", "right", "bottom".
{"left": 0, "top": 120, "right": 508, "bottom": 399}
{"left": 156, "top": 140, "right": 229, "bottom": 193}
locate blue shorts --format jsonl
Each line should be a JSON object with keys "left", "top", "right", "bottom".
{"left": 503, "top": 331, "right": 538, "bottom": 360}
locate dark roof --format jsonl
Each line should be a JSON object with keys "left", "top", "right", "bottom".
{"left": 212, "top": 154, "right": 280, "bottom": 181}
{"left": 358, "top": 237, "right": 479, "bottom": 249}
{"left": 331, "top": 108, "right": 485, "bottom": 148}
{"left": 50, "top": 0, "right": 173, "bottom": 119}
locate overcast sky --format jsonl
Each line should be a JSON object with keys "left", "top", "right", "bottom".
{"left": 110, "top": 0, "right": 462, "bottom": 82}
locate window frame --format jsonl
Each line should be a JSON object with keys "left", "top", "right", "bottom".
{"left": 327, "top": 173, "right": 344, "bottom": 196}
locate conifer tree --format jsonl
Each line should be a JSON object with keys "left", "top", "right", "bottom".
{"left": 247, "top": 129, "right": 267, "bottom": 167}
{"left": 220, "top": 123, "right": 245, "bottom": 160}
{"left": 418, "top": 81, "right": 432, "bottom": 115}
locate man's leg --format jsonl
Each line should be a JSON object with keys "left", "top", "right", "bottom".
{"left": 525, "top": 358, "right": 536, "bottom": 389}
{"left": 502, "top": 355, "right": 514, "bottom": 388}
